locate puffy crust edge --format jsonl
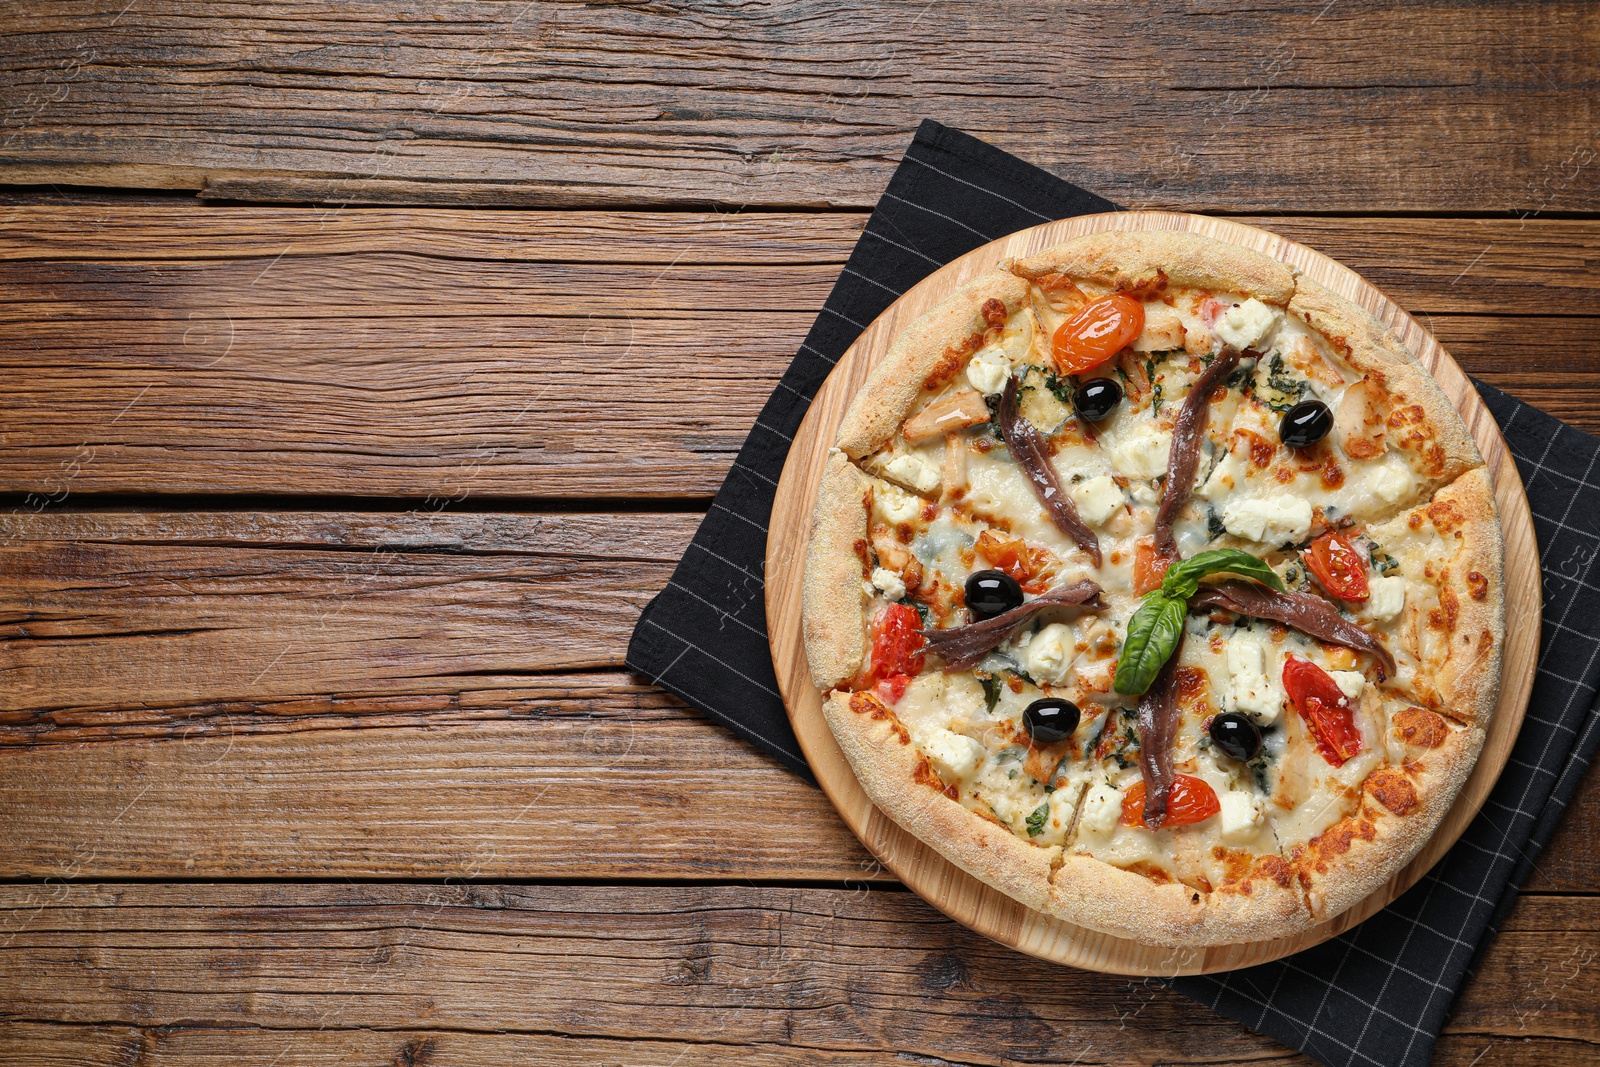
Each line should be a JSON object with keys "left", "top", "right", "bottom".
{"left": 1424, "top": 467, "right": 1505, "bottom": 730}
{"left": 1288, "top": 274, "right": 1483, "bottom": 485}
{"left": 822, "top": 689, "right": 1058, "bottom": 914}
{"left": 835, "top": 270, "right": 1029, "bottom": 459}
{"left": 801, "top": 451, "right": 872, "bottom": 690}
{"left": 1296, "top": 722, "right": 1486, "bottom": 923}
{"left": 1012, "top": 230, "right": 1298, "bottom": 305}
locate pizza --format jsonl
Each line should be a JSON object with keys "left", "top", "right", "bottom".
{"left": 801, "top": 230, "right": 1503, "bottom": 947}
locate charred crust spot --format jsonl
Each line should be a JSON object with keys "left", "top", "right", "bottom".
{"left": 1300, "top": 817, "right": 1377, "bottom": 875}
{"left": 1466, "top": 571, "right": 1489, "bottom": 600}
{"left": 1438, "top": 585, "right": 1460, "bottom": 631}
{"left": 1121, "top": 861, "right": 1173, "bottom": 885}
{"left": 913, "top": 756, "right": 959, "bottom": 799}
{"left": 1257, "top": 855, "right": 1295, "bottom": 888}
{"left": 1116, "top": 270, "right": 1169, "bottom": 298}
{"left": 1394, "top": 705, "right": 1449, "bottom": 748}
{"left": 1408, "top": 512, "right": 1425, "bottom": 530}
{"left": 980, "top": 297, "right": 1007, "bottom": 328}
{"left": 1428, "top": 498, "right": 1466, "bottom": 533}
{"left": 1365, "top": 768, "right": 1420, "bottom": 816}
{"left": 848, "top": 691, "right": 911, "bottom": 743}
{"left": 923, "top": 332, "right": 986, "bottom": 391}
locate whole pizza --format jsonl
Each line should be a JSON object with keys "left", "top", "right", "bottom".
{"left": 801, "top": 231, "right": 1503, "bottom": 947}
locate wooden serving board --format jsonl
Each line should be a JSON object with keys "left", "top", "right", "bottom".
{"left": 764, "top": 211, "right": 1540, "bottom": 976}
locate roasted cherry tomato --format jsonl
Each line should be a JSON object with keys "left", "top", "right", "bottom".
{"left": 1120, "top": 774, "right": 1221, "bottom": 828}
{"left": 1052, "top": 294, "right": 1145, "bottom": 374}
{"left": 1305, "top": 531, "right": 1369, "bottom": 602}
{"left": 1282, "top": 655, "right": 1363, "bottom": 766}
{"left": 1132, "top": 536, "right": 1172, "bottom": 596}
{"left": 866, "top": 603, "right": 925, "bottom": 693}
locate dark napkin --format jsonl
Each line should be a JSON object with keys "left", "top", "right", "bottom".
{"left": 626, "top": 120, "right": 1600, "bottom": 1067}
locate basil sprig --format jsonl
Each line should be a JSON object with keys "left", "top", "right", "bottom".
{"left": 1112, "top": 549, "right": 1285, "bottom": 696}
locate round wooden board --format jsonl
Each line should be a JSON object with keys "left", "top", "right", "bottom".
{"left": 764, "top": 212, "right": 1540, "bottom": 976}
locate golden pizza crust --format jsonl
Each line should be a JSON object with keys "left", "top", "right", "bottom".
{"left": 1012, "top": 230, "right": 1298, "bottom": 305}
{"left": 835, "top": 270, "right": 1029, "bottom": 460}
{"left": 1287, "top": 275, "right": 1483, "bottom": 487}
{"left": 802, "top": 451, "right": 873, "bottom": 690}
{"left": 1416, "top": 467, "right": 1505, "bottom": 730}
{"left": 1294, "top": 720, "right": 1485, "bottom": 922}
{"left": 822, "top": 689, "right": 1059, "bottom": 914}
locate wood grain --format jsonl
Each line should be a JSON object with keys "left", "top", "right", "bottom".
{"left": 0, "top": 209, "right": 1598, "bottom": 500}
{"left": 0, "top": 504, "right": 1588, "bottom": 890}
{"left": 767, "top": 212, "right": 1539, "bottom": 974}
{"left": 1, "top": 3, "right": 1597, "bottom": 212}
{"left": 0, "top": 885, "right": 1592, "bottom": 1067}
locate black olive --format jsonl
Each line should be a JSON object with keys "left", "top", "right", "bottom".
{"left": 1023, "top": 698, "right": 1081, "bottom": 745}
{"left": 1209, "top": 712, "right": 1263, "bottom": 761}
{"left": 1280, "top": 399, "right": 1333, "bottom": 449}
{"left": 964, "top": 569, "right": 1023, "bottom": 619}
{"left": 1073, "top": 377, "right": 1123, "bottom": 422}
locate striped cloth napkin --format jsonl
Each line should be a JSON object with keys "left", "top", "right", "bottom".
{"left": 627, "top": 120, "right": 1600, "bottom": 1067}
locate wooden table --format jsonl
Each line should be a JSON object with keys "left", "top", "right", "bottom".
{"left": 0, "top": 5, "right": 1596, "bottom": 1064}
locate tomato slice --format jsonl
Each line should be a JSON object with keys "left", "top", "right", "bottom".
{"left": 1052, "top": 294, "right": 1145, "bottom": 374}
{"left": 1132, "top": 536, "right": 1172, "bottom": 595}
{"left": 867, "top": 603, "right": 925, "bottom": 691}
{"left": 1305, "top": 531, "right": 1369, "bottom": 602}
{"left": 1282, "top": 655, "right": 1363, "bottom": 766}
{"left": 1120, "top": 774, "right": 1221, "bottom": 827}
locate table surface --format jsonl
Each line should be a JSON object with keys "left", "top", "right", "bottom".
{"left": 0, "top": 4, "right": 1596, "bottom": 1065}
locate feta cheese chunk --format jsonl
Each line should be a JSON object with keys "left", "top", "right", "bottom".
{"left": 1213, "top": 297, "right": 1281, "bottom": 352}
{"left": 1110, "top": 423, "right": 1172, "bottom": 480}
{"left": 1371, "top": 462, "right": 1414, "bottom": 504}
{"left": 1196, "top": 451, "right": 1243, "bottom": 501}
{"left": 884, "top": 452, "right": 940, "bottom": 495}
{"left": 870, "top": 566, "right": 906, "bottom": 601}
{"left": 1025, "top": 622, "right": 1077, "bottom": 685}
{"left": 923, "top": 729, "right": 986, "bottom": 781}
{"left": 1222, "top": 496, "right": 1313, "bottom": 545}
{"left": 1080, "top": 782, "right": 1123, "bottom": 834}
{"left": 1069, "top": 474, "right": 1125, "bottom": 526}
{"left": 874, "top": 482, "right": 921, "bottom": 524}
{"left": 965, "top": 344, "right": 1011, "bottom": 396}
{"left": 1329, "top": 670, "right": 1365, "bottom": 701}
{"left": 1367, "top": 575, "right": 1407, "bottom": 621}
{"left": 1224, "top": 631, "right": 1284, "bottom": 724}
{"left": 1217, "top": 790, "right": 1264, "bottom": 843}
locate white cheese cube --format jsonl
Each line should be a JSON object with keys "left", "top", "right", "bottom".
{"left": 1130, "top": 482, "right": 1160, "bottom": 506}
{"left": 884, "top": 453, "right": 940, "bottom": 495}
{"left": 1367, "top": 575, "right": 1407, "bottom": 621}
{"left": 923, "top": 729, "right": 986, "bottom": 781}
{"left": 965, "top": 344, "right": 1011, "bottom": 396}
{"left": 870, "top": 567, "right": 906, "bottom": 601}
{"left": 1025, "top": 622, "right": 1077, "bottom": 685}
{"left": 1079, "top": 783, "right": 1123, "bottom": 834}
{"left": 1069, "top": 474, "right": 1125, "bottom": 526}
{"left": 1196, "top": 451, "right": 1243, "bottom": 501}
{"left": 1213, "top": 297, "right": 1281, "bottom": 352}
{"left": 1371, "top": 462, "right": 1413, "bottom": 504}
{"left": 874, "top": 482, "right": 921, "bottom": 524}
{"left": 1110, "top": 424, "right": 1172, "bottom": 480}
{"left": 1222, "top": 497, "right": 1313, "bottom": 545}
{"left": 1217, "top": 790, "right": 1264, "bottom": 843}
{"left": 1224, "top": 631, "right": 1283, "bottom": 725}
{"left": 1329, "top": 670, "right": 1365, "bottom": 700}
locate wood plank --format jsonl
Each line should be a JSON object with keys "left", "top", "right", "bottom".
{"left": 0, "top": 510, "right": 693, "bottom": 713}
{"left": 0, "top": 886, "right": 1592, "bottom": 1066}
{"left": 1, "top": 210, "right": 1598, "bottom": 499}
{"left": 1, "top": 3, "right": 1597, "bottom": 212}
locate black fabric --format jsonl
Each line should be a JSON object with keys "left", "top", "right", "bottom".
{"left": 626, "top": 120, "right": 1600, "bottom": 1067}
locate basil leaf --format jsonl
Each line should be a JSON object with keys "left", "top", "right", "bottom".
{"left": 1026, "top": 801, "right": 1050, "bottom": 837}
{"left": 1161, "top": 548, "right": 1285, "bottom": 600}
{"left": 1113, "top": 593, "right": 1187, "bottom": 696}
